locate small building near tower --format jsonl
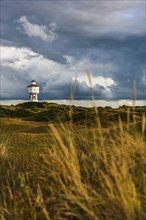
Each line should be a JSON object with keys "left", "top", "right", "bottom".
{"left": 27, "top": 80, "right": 39, "bottom": 102}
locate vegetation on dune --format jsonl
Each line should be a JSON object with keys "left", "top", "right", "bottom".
{"left": 0, "top": 103, "right": 145, "bottom": 126}
{"left": 0, "top": 103, "right": 145, "bottom": 220}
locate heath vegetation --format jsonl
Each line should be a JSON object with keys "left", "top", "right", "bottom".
{"left": 0, "top": 102, "right": 146, "bottom": 220}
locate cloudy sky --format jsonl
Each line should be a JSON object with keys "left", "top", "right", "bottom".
{"left": 1, "top": 0, "right": 145, "bottom": 100}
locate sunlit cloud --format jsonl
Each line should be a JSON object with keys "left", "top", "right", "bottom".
{"left": 17, "top": 16, "right": 58, "bottom": 42}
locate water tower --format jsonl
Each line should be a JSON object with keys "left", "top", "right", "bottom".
{"left": 27, "top": 80, "right": 39, "bottom": 102}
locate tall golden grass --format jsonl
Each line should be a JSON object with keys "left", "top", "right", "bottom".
{"left": 0, "top": 121, "right": 145, "bottom": 220}
{"left": 0, "top": 74, "right": 145, "bottom": 220}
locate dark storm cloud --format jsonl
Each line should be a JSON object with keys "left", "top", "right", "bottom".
{"left": 1, "top": 0, "right": 145, "bottom": 100}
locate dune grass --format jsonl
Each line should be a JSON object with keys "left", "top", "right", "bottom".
{"left": 0, "top": 108, "right": 145, "bottom": 220}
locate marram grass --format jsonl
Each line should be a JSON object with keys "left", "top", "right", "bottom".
{"left": 0, "top": 112, "right": 145, "bottom": 220}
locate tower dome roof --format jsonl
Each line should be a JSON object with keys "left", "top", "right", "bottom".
{"left": 27, "top": 80, "right": 39, "bottom": 87}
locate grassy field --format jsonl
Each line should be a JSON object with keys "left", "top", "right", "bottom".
{"left": 0, "top": 103, "right": 146, "bottom": 220}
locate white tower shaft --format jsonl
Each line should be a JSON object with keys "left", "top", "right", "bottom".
{"left": 29, "top": 93, "right": 38, "bottom": 102}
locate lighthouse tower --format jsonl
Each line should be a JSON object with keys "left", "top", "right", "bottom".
{"left": 27, "top": 80, "right": 39, "bottom": 102}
